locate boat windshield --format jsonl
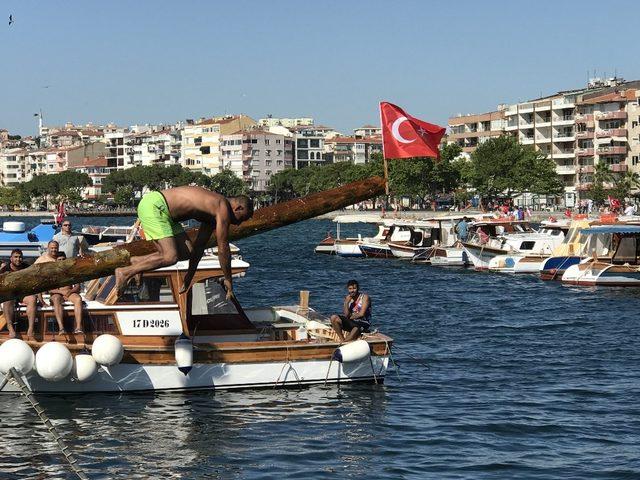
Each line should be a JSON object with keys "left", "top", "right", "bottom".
{"left": 191, "top": 278, "right": 239, "bottom": 315}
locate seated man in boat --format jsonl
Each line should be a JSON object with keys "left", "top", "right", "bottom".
{"left": 114, "top": 187, "right": 254, "bottom": 299}
{"left": 0, "top": 249, "right": 42, "bottom": 338}
{"left": 330, "top": 279, "right": 371, "bottom": 343}
{"left": 34, "top": 240, "right": 61, "bottom": 265}
{"left": 48, "top": 252, "right": 84, "bottom": 334}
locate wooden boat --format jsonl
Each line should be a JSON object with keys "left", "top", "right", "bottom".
{"left": 314, "top": 233, "right": 336, "bottom": 255}
{"left": 561, "top": 225, "right": 640, "bottom": 286}
{"left": 0, "top": 256, "right": 392, "bottom": 393}
{"left": 81, "top": 225, "right": 137, "bottom": 245}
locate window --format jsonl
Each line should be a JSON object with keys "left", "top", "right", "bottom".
{"left": 297, "top": 150, "right": 309, "bottom": 160}
{"left": 117, "top": 274, "right": 175, "bottom": 304}
{"left": 265, "top": 139, "right": 270, "bottom": 145}
{"left": 265, "top": 160, "right": 272, "bottom": 166}
{"left": 265, "top": 150, "right": 271, "bottom": 156}
{"left": 297, "top": 139, "right": 308, "bottom": 148}
{"left": 276, "top": 150, "right": 282, "bottom": 156}
{"left": 195, "top": 137, "right": 202, "bottom": 146}
{"left": 633, "top": 156, "right": 639, "bottom": 166}
{"left": 252, "top": 149, "right": 260, "bottom": 155}
{"left": 276, "top": 139, "right": 281, "bottom": 144}
{"left": 200, "top": 146, "right": 211, "bottom": 154}
{"left": 310, "top": 139, "right": 320, "bottom": 148}
{"left": 251, "top": 139, "right": 257, "bottom": 144}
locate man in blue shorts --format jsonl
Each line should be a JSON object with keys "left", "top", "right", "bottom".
{"left": 115, "top": 186, "right": 253, "bottom": 299}
{"left": 330, "top": 279, "right": 371, "bottom": 343}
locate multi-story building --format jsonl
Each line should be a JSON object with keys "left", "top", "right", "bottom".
{"left": 0, "top": 148, "right": 27, "bottom": 186}
{"left": 258, "top": 117, "right": 314, "bottom": 128}
{"left": 68, "top": 156, "right": 110, "bottom": 199}
{"left": 181, "top": 115, "right": 256, "bottom": 175}
{"left": 574, "top": 82, "right": 640, "bottom": 197}
{"left": 220, "top": 129, "right": 294, "bottom": 192}
{"left": 104, "top": 129, "right": 131, "bottom": 170}
{"left": 353, "top": 125, "right": 381, "bottom": 138}
{"left": 324, "top": 136, "right": 383, "bottom": 164}
{"left": 448, "top": 110, "right": 505, "bottom": 156}
{"left": 46, "top": 143, "right": 107, "bottom": 174}
{"left": 132, "top": 128, "right": 181, "bottom": 167}
{"left": 292, "top": 125, "right": 338, "bottom": 169}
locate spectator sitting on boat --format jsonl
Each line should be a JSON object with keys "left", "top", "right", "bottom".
{"left": 114, "top": 186, "right": 254, "bottom": 299}
{"left": 455, "top": 217, "right": 470, "bottom": 241}
{"left": 330, "top": 279, "right": 371, "bottom": 343}
{"left": 35, "top": 240, "right": 61, "bottom": 265}
{"left": 48, "top": 252, "right": 84, "bottom": 335}
{"left": 476, "top": 226, "right": 490, "bottom": 244}
{"left": 0, "top": 249, "right": 42, "bottom": 339}
{"left": 53, "top": 220, "right": 91, "bottom": 258}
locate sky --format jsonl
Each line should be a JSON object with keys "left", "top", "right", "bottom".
{"left": 2, "top": 0, "right": 639, "bottom": 137}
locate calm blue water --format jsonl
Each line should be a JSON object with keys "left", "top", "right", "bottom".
{"left": 1, "top": 216, "right": 640, "bottom": 479}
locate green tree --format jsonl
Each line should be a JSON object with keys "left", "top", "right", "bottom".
{"left": 465, "top": 135, "right": 562, "bottom": 200}
{"left": 210, "top": 169, "right": 248, "bottom": 196}
{"left": 19, "top": 171, "right": 91, "bottom": 207}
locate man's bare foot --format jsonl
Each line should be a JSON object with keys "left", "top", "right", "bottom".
{"left": 114, "top": 270, "right": 128, "bottom": 298}
{"left": 26, "top": 330, "right": 34, "bottom": 340}
{"left": 8, "top": 330, "right": 16, "bottom": 339}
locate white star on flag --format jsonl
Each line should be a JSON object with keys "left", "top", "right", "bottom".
{"left": 417, "top": 127, "right": 427, "bottom": 137}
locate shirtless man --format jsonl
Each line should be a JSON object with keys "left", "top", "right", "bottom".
{"left": 35, "top": 240, "right": 60, "bottom": 265}
{"left": 115, "top": 187, "right": 254, "bottom": 299}
{"left": 0, "top": 249, "right": 41, "bottom": 338}
{"left": 49, "top": 252, "right": 84, "bottom": 334}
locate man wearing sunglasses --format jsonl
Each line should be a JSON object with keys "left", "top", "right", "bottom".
{"left": 53, "top": 220, "right": 91, "bottom": 259}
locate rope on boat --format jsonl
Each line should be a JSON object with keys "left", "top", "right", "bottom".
{"left": 273, "top": 345, "right": 301, "bottom": 388}
{"left": 4, "top": 368, "right": 90, "bottom": 480}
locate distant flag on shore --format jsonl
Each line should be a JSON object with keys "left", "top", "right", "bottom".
{"left": 379, "top": 102, "right": 446, "bottom": 160}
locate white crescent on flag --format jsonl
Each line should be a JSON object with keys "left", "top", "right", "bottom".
{"left": 391, "top": 117, "right": 415, "bottom": 144}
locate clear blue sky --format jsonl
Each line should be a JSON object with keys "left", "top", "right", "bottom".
{"left": 3, "top": 0, "right": 639, "bottom": 136}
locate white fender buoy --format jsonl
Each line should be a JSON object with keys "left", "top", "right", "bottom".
{"left": 91, "top": 334, "right": 124, "bottom": 366}
{"left": 174, "top": 334, "right": 193, "bottom": 375}
{"left": 332, "top": 339, "right": 371, "bottom": 363}
{"left": 35, "top": 342, "right": 73, "bottom": 381}
{"left": 73, "top": 353, "right": 98, "bottom": 382}
{"left": 0, "top": 339, "right": 35, "bottom": 375}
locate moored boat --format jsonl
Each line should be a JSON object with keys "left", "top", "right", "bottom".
{"left": 561, "top": 225, "right": 640, "bottom": 286}
{"left": 0, "top": 221, "right": 57, "bottom": 261}
{"left": 0, "top": 255, "right": 392, "bottom": 393}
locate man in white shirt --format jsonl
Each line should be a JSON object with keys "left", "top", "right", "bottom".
{"left": 52, "top": 220, "right": 90, "bottom": 258}
{"left": 624, "top": 204, "right": 635, "bottom": 216}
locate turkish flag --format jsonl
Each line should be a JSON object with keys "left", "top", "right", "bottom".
{"left": 380, "top": 102, "right": 446, "bottom": 160}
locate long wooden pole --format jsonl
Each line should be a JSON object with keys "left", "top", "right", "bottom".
{"left": 0, "top": 176, "right": 386, "bottom": 302}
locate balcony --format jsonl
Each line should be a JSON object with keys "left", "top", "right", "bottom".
{"left": 595, "top": 128, "right": 627, "bottom": 138}
{"left": 575, "top": 114, "right": 594, "bottom": 123}
{"left": 597, "top": 146, "right": 626, "bottom": 155}
{"left": 611, "top": 163, "right": 628, "bottom": 172}
{"left": 552, "top": 99, "right": 575, "bottom": 109}
{"left": 595, "top": 111, "right": 627, "bottom": 120}
{"left": 556, "top": 165, "right": 576, "bottom": 175}
{"left": 553, "top": 132, "right": 575, "bottom": 141}
{"left": 576, "top": 148, "right": 594, "bottom": 156}
{"left": 578, "top": 165, "right": 595, "bottom": 173}
{"left": 576, "top": 182, "right": 593, "bottom": 191}
{"left": 521, "top": 136, "right": 535, "bottom": 144}
{"left": 575, "top": 131, "right": 594, "bottom": 139}
{"left": 553, "top": 150, "right": 575, "bottom": 158}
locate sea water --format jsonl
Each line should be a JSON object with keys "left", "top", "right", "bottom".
{"left": 0, "top": 217, "right": 639, "bottom": 479}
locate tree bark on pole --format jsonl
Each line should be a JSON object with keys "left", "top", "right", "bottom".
{"left": 0, "top": 176, "right": 386, "bottom": 302}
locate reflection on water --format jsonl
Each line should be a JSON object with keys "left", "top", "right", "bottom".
{"left": 1, "top": 217, "right": 640, "bottom": 478}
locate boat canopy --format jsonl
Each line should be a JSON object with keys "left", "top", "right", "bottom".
{"left": 580, "top": 225, "right": 640, "bottom": 235}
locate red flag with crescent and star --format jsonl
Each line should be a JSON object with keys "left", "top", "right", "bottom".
{"left": 379, "top": 102, "right": 446, "bottom": 160}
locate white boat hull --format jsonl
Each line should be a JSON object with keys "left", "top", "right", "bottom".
{"left": 562, "top": 263, "right": 640, "bottom": 286}
{"left": 488, "top": 255, "right": 547, "bottom": 273}
{"left": 334, "top": 242, "right": 363, "bottom": 258}
{"left": 1, "top": 356, "right": 389, "bottom": 393}
{"left": 462, "top": 243, "right": 508, "bottom": 270}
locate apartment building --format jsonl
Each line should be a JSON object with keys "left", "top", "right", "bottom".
{"left": 324, "top": 136, "right": 383, "bottom": 164}
{"left": 448, "top": 110, "right": 505, "bottom": 156}
{"left": 104, "top": 129, "right": 131, "bottom": 169}
{"left": 353, "top": 125, "right": 382, "bottom": 138}
{"left": 68, "top": 156, "right": 110, "bottom": 199}
{"left": 503, "top": 92, "right": 581, "bottom": 201}
{"left": 0, "top": 148, "right": 27, "bottom": 186}
{"left": 292, "top": 125, "right": 339, "bottom": 169}
{"left": 132, "top": 129, "right": 181, "bottom": 167}
{"left": 220, "top": 129, "right": 294, "bottom": 192}
{"left": 181, "top": 115, "right": 256, "bottom": 175}
{"left": 258, "top": 117, "right": 314, "bottom": 128}
{"left": 574, "top": 82, "right": 640, "bottom": 196}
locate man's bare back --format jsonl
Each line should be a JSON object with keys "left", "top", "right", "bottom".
{"left": 161, "top": 186, "right": 231, "bottom": 224}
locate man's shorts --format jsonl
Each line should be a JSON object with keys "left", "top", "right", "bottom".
{"left": 137, "top": 191, "right": 185, "bottom": 241}
{"left": 338, "top": 315, "right": 371, "bottom": 333}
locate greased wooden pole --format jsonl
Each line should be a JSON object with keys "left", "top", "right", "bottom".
{"left": 0, "top": 176, "right": 386, "bottom": 302}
